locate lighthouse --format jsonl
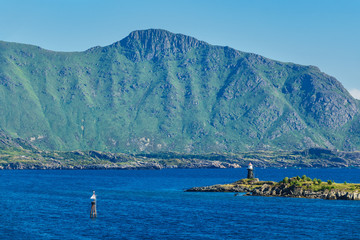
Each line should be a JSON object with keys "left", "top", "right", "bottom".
{"left": 247, "top": 163, "right": 254, "bottom": 179}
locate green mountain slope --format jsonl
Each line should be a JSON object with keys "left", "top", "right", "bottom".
{"left": 0, "top": 29, "right": 359, "bottom": 153}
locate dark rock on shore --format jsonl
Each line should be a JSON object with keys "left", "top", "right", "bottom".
{"left": 251, "top": 182, "right": 360, "bottom": 200}
{"left": 186, "top": 185, "right": 251, "bottom": 193}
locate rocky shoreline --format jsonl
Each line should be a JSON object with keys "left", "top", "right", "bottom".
{"left": 186, "top": 178, "right": 360, "bottom": 200}
{"left": 2, "top": 147, "right": 360, "bottom": 170}
{"left": 0, "top": 159, "right": 240, "bottom": 170}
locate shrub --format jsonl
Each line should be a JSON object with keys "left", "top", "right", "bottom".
{"left": 290, "top": 179, "right": 297, "bottom": 185}
{"left": 327, "top": 180, "right": 333, "bottom": 185}
{"left": 301, "top": 175, "right": 306, "bottom": 181}
{"left": 318, "top": 179, "right": 322, "bottom": 184}
{"left": 296, "top": 176, "right": 301, "bottom": 181}
{"left": 283, "top": 177, "right": 289, "bottom": 184}
{"left": 312, "top": 178, "right": 318, "bottom": 184}
{"left": 306, "top": 177, "right": 312, "bottom": 181}
{"left": 344, "top": 181, "right": 347, "bottom": 185}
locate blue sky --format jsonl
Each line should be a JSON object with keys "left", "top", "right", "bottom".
{"left": 1, "top": 0, "right": 359, "bottom": 98}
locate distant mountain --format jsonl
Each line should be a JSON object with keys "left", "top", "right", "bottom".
{"left": 0, "top": 29, "right": 359, "bottom": 153}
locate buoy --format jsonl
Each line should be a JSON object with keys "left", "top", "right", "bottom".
{"left": 90, "top": 191, "right": 97, "bottom": 218}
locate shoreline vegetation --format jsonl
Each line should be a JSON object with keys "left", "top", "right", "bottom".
{"left": 186, "top": 175, "right": 360, "bottom": 200}
{"left": 1, "top": 147, "right": 360, "bottom": 170}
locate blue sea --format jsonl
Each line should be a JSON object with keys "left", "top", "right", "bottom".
{"left": 1, "top": 168, "right": 360, "bottom": 239}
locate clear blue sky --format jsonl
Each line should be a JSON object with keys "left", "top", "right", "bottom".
{"left": 1, "top": 0, "right": 359, "bottom": 98}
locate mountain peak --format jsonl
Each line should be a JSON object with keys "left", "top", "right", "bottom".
{"left": 126, "top": 29, "right": 177, "bottom": 40}
{"left": 116, "top": 29, "right": 206, "bottom": 61}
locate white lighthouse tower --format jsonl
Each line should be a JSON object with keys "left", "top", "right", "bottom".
{"left": 247, "top": 163, "right": 254, "bottom": 179}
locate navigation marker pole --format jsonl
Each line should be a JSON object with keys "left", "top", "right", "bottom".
{"left": 90, "top": 191, "right": 97, "bottom": 218}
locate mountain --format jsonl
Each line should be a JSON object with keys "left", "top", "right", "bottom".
{"left": 0, "top": 29, "right": 359, "bottom": 153}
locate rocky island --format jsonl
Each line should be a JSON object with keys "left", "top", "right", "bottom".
{"left": 186, "top": 177, "right": 360, "bottom": 200}
{"left": 186, "top": 164, "right": 360, "bottom": 200}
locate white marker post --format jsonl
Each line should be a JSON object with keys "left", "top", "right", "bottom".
{"left": 90, "top": 191, "right": 97, "bottom": 218}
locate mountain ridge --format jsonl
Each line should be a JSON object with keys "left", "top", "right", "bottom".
{"left": 0, "top": 29, "right": 359, "bottom": 153}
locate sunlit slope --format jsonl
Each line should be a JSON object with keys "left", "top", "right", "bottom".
{"left": 0, "top": 29, "right": 358, "bottom": 153}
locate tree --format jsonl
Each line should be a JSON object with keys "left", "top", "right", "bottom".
{"left": 313, "top": 178, "right": 318, "bottom": 184}
{"left": 283, "top": 177, "right": 289, "bottom": 184}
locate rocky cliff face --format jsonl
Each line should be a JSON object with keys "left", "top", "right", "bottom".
{"left": 0, "top": 29, "right": 359, "bottom": 153}
{"left": 117, "top": 29, "right": 207, "bottom": 62}
{"left": 282, "top": 71, "right": 358, "bottom": 128}
{"left": 0, "top": 130, "right": 37, "bottom": 151}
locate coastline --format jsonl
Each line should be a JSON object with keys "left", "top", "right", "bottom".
{"left": 2, "top": 147, "right": 360, "bottom": 170}
{"left": 0, "top": 160, "right": 240, "bottom": 170}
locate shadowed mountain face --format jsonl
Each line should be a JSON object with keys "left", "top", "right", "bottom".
{"left": 0, "top": 29, "right": 359, "bottom": 153}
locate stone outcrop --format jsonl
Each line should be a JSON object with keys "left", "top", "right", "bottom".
{"left": 251, "top": 183, "right": 360, "bottom": 200}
